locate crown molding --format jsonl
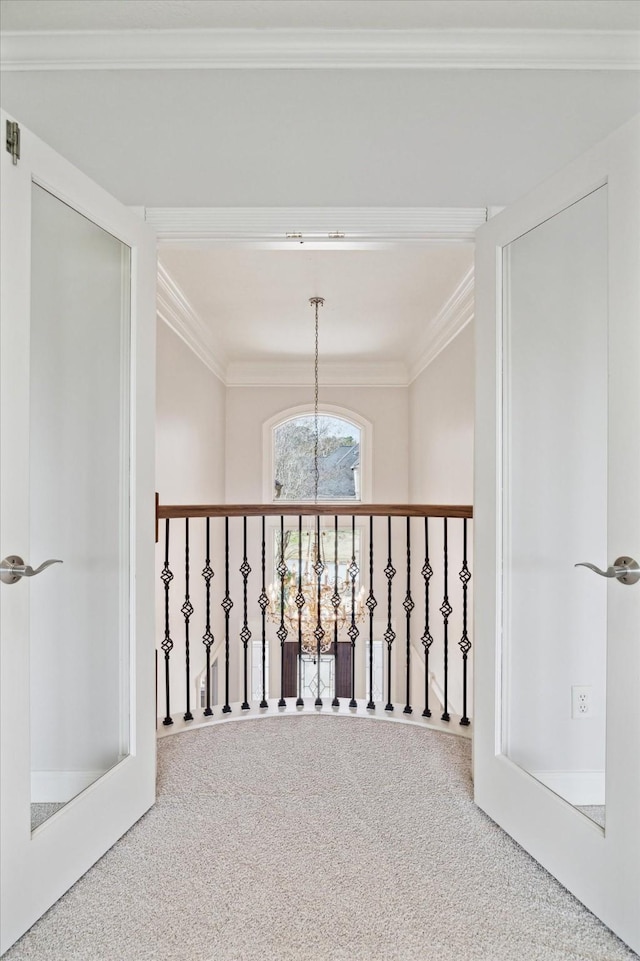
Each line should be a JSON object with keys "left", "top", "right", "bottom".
{"left": 408, "top": 266, "right": 474, "bottom": 382}
{"left": 156, "top": 263, "right": 227, "bottom": 383}
{"left": 148, "top": 207, "right": 486, "bottom": 244}
{"left": 226, "top": 360, "right": 408, "bottom": 388}
{"left": 2, "top": 28, "right": 638, "bottom": 71}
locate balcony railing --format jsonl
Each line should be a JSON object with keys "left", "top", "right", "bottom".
{"left": 155, "top": 502, "right": 473, "bottom": 729}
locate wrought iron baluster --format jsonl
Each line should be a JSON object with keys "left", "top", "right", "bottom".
{"left": 314, "top": 515, "right": 325, "bottom": 707}
{"left": 240, "top": 516, "right": 252, "bottom": 710}
{"left": 366, "top": 515, "right": 377, "bottom": 710}
{"left": 331, "top": 515, "right": 340, "bottom": 707}
{"left": 403, "top": 516, "right": 414, "bottom": 715}
{"left": 296, "top": 515, "right": 304, "bottom": 707}
{"left": 182, "top": 518, "right": 194, "bottom": 721}
{"left": 221, "top": 517, "right": 233, "bottom": 714}
{"left": 384, "top": 516, "right": 396, "bottom": 711}
{"left": 257, "top": 516, "right": 269, "bottom": 708}
{"left": 348, "top": 515, "right": 359, "bottom": 708}
{"left": 277, "top": 515, "right": 288, "bottom": 708}
{"left": 161, "top": 519, "right": 174, "bottom": 726}
{"left": 440, "top": 517, "right": 452, "bottom": 722}
{"left": 421, "top": 517, "right": 433, "bottom": 718}
{"left": 459, "top": 518, "right": 472, "bottom": 726}
{"left": 202, "top": 518, "right": 214, "bottom": 717}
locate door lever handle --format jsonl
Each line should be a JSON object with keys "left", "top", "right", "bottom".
{"left": 575, "top": 556, "right": 639, "bottom": 586}
{"left": 0, "top": 555, "right": 63, "bottom": 585}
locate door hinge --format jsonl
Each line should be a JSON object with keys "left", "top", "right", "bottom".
{"left": 6, "top": 120, "right": 20, "bottom": 165}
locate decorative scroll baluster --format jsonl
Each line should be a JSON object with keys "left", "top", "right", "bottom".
{"left": 277, "top": 516, "right": 288, "bottom": 708}
{"left": 459, "top": 518, "right": 472, "bottom": 727}
{"left": 314, "top": 515, "right": 325, "bottom": 707}
{"left": 421, "top": 517, "right": 433, "bottom": 718}
{"left": 331, "top": 515, "right": 340, "bottom": 707}
{"left": 257, "top": 516, "right": 269, "bottom": 708}
{"left": 295, "top": 515, "right": 304, "bottom": 707}
{"left": 182, "top": 518, "right": 194, "bottom": 721}
{"left": 156, "top": 502, "right": 472, "bottom": 727}
{"left": 240, "top": 516, "right": 252, "bottom": 710}
{"left": 366, "top": 516, "right": 377, "bottom": 709}
{"left": 384, "top": 516, "right": 396, "bottom": 712}
{"left": 348, "top": 515, "right": 359, "bottom": 708}
{"left": 202, "top": 518, "right": 214, "bottom": 717}
{"left": 403, "top": 517, "right": 414, "bottom": 715}
{"left": 440, "top": 517, "right": 452, "bottom": 722}
{"left": 221, "top": 517, "right": 233, "bottom": 714}
{"left": 161, "top": 519, "right": 174, "bottom": 726}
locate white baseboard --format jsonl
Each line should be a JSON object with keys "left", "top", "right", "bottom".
{"left": 531, "top": 770, "right": 605, "bottom": 806}
{"left": 31, "top": 770, "right": 105, "bottom": 803}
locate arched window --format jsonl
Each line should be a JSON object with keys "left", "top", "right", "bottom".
{"left": 273, "top": 412, "right": 361, "bottom": 501}
{"left": 263, "top": 403, "right": 372, "bottom": 503}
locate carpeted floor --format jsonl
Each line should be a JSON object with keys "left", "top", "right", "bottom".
{"left": 30, "top": 803, "right": 66, "bottom": 831}
{"left": 5, "top": 716, "right": 637, "bottom": 961}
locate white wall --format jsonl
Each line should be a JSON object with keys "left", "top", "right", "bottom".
{"left": 409, "top": 322, "right": 474, "bottom": 505}
{"left": 225, "top": 385, "right": 409, "bottom": 503}
{"left": 156, "top": 321, "right": 225, "bottom": 503}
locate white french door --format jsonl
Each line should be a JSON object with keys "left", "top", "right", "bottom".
{"left": 0, "top": 111, "right": 157, "bottom": 954}
{"left": 474, "top": 115, "right": 640, "bottom": 952}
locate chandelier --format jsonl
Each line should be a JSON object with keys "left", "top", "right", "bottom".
{"left": 267, "top": 297, "right": 365, "bottom": 656}
{"left": 268, "top": 527, "right": 365, "bottom": 656}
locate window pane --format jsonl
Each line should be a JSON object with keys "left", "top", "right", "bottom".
{"left": 273, "top": 415, "right": 360, "bottom": 500}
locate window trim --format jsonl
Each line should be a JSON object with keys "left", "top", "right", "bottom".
{"left": 263, "top": 403, "right": 373, "bottom": 503}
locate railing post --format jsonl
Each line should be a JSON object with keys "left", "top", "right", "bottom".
{"left": 403, "top": 516, "right": 414, "bottom": 714}
{"left": 182, "top": 518, "right": 194, "bottom": 721}
{"left": 421, "top": 517, "right": 433, "bottom": 718}
{"left": 366, "top": 515, "right": 377, "bottom": 710}
{"left": 459, "top": 518, "right": 472, "bottom": 726}
{"left": 202, "top": 518, "right": 214, "bottom": 717}
{"left": 331, "top": 514, "right": 340, "bottom": 708}
{"left": 384, "top": 516, "right": 396, "bottom": 711}
{"left": 160, "top": 518, "right": 174, "bottom": 726}
{"left": 240, "top": 516, "right": 251, "bottom": 710}
{"left": 221, "top": 517, "right": 233, "bottom": 714}
{"left": 296, "top": 515, "right": 304, "bottom": 707}
{"left": 314, "top": 515, "right": 324, "bottom": 707}
{"left": 348, "top": 515, "right": 359, "bottom": 708}
{"left": 277, "top": 515, "right": 288, "bottom": 708}
{"left": 440, "top": 517, "right": 452, "bottom": 722}
{"left": 257, "top": 516, "right": 269, "bottom": 708}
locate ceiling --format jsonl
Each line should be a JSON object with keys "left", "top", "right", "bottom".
{"left": 158, "top": 244, "right": 474, "bottom": 381}
{"left": 2, "top": 0, "right": 639, "bottom": 31}
{"left": 1, "top": 1, "right": 638, "bottom": 383}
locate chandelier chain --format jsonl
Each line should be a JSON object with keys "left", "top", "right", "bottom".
{"left": 310, "top": 296, "right": 324, "bottom": 504}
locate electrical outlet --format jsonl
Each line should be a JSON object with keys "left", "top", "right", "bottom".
{"left": 571, "top": 685, "right": 593, "bottom": 718}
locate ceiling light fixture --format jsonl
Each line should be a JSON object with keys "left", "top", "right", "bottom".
{"left": 267, "top": 297, "right": 365, "bottom": 657}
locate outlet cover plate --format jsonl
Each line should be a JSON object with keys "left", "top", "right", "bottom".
{"left": 571, "top": 685, "right": 593, "bottom": 718}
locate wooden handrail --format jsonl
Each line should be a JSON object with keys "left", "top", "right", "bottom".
{"left": 157, "top": 503, "right": 473, "bottom": 520}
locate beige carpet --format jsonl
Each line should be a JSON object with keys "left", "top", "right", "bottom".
{"left": 5, "top": 716, "right": 637, "bottom": 961}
